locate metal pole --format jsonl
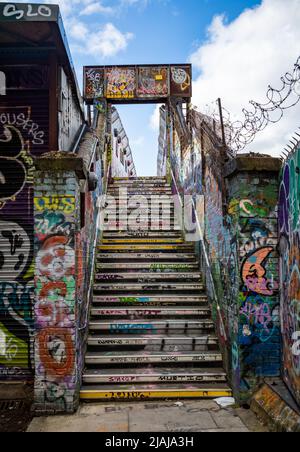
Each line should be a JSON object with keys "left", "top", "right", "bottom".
{"left": 217, "top": 98, "right": 226, "bottom": 147}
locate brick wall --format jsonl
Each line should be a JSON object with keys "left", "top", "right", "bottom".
{"left": 225, "top": 160, "right": 281, "bottom": 402}
{"left": 34, "top": 166, "right": 81, "bottom": 413}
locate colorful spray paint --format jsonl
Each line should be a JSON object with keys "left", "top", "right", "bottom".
{"left": 279, "top": 145, "right": 300, "bottom": 406}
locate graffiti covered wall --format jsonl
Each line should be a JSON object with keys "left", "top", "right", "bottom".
{"left": 34, "top": 169, "right": 80, "bottom": 413}
{"left": 167, "top": 107, "right": 282, "bottom": 402}
{"left": 226, "top": 166, "right": 281, "bottom": 401}
{"left": 279, "top": 145, "right": 300, "bottom": 406}
{"left": 0, "top": 65, "right": 49, "bottom": 381}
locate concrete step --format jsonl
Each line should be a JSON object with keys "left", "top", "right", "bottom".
{"left": 103, "top": 232, "right": 183, "bottom": 238}
{"left": 85, "top": 350, "right": 222, "bottom": 365}
{"left": 80, "top": 384, "right": 232, "bottom": 401}
{"left": 95, "top": 273, "right": 202, "bottom": 282}
{"left": 107, "top": 190, "right": 173, "bottom": 196}
{"left": 87, "top": 334, "right": 218, "bottom": 350}
{"left": 83, "top": 367, "right": 227, "bottom": 384}
{"left": 102, "top": 238, "right": 183, "bottom": 244}
{"left": 97, "top": 253, "right": 197, "bottom": 261}
{"left": 107, "top": 192, "right": 176, "bottom": 197}
{"left": 103, "top": 223, "right": 182, "bottom": 231}
{"left": 110, "top": 181, "right": 169, "bottom": 187}
{"left": 96, "top": 262, "right": 199, "bottom": 272}
{"left": 88, "top": 319, "right": 214, "bottom": 332}
{"left": 112, "top": 177, "right": 167, "bottom": 182}
{"left": 104, "top": 204, "right": 175, "bottom": 210}
{"left": 90, "top": 306, "right": 210, "bottom": 317}
{"left": 98, "top": 245, "right": 194, "bottom": 252}
{"left": 92, "top": 295, "right": 208, "bottom": 306}
{"left": 108, "top": 183, "right": 172, "bottom": 189}
{"left": 104, "top": 212, "right": 177, "bottom": 217}
{"left": 93, "top": 282, "right": 204, "bottom": 292}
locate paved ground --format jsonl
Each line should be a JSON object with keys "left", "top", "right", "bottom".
{"left": 27, "top": 400, "right": 268, "bottom": 433}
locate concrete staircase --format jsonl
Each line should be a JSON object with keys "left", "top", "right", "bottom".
{"left": 80, "top": 177, "right": 231, "bottom": 401}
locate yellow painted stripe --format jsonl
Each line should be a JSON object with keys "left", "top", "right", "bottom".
{"left": 80, "top": 389, "right": 232, "bottom": 400}
{"left": 99, "top": 245, "right": 191, "bottom": 251}
{"left": 102, "top": 239, "right": 184, "bottom": 244}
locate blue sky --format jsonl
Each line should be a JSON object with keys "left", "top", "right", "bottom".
{"left": 3, "top": 0, "right": 300, "bottom": 174}
{"left": 65, "top": 0, "right": 261, "bottom": 175}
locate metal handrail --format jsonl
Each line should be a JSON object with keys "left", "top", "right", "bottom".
{"left": 167, "top": 162, "right": 227, "bottom": 341}
{"left": 78, "top": 163, "right": 111, "bottom": 332}
{"left": 72, "top": 123, "right": 87, "bottom": 154}
{"left": 168, "top": 162, "right": 184, "bottom": 231}
{"left": 188, "top": 196, "right": 227, "bottom": 341}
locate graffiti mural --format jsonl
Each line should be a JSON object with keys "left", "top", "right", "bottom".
{"left": 106, "top": 67, "right": 136, "bottom": 100}
{"left": 0, "top": 98, "right": 48, "bottom": 380}
{"left": 137, "top": 67, "right": 169, "bottom": 98}
{"left": 84, "top": 65, "right": 192, "bottom": 101}
{"left": 84, "top": 67, "right": 105, "bottom": 99}
{"left": 34, "top": 182, "right": 78, "bottom": 411}
{"left": 170, "top": 66, "right": 192, "bottom": 97}
{"left": 235, "top": 173, "right": 280, "bottom": 400}
{"left": 279, "top": 146, "right": 300, "bottom": 406}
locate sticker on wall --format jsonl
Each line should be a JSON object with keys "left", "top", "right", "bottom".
{"left": 106, "top": 67, "right": 136, "bottom": 100}
{"left": 84, "top": 67, "right": 105, "bottom": 99}
{"left": 137, "top": 67, "right": 169, "bottom": 98}
{"left": 170, "top": 66, "right": 192, "bottom": 97}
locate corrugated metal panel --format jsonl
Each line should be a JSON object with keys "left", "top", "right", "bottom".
{"left": 0, "top": 64, "right": 49, "bottom": 381}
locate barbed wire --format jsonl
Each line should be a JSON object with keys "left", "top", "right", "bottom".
{"left": 195, "top": 56, "right": 300, "bottom": 155}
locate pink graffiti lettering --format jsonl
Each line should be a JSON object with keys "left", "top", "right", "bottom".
{"left": 240, "top": 302, "right": 273, "bottom": 332}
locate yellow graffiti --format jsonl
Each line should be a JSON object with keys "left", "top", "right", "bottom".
{"left": 80, "top": 388, "right": 232, "bottom": 400}
{"left": 34, "top": 196, "right": 76, "bottom": 214}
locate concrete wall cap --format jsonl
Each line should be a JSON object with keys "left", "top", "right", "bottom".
{"left": 225, "top": 154, "right": 282, "bottom": 177}
{"left": 35, "top": 151, "right": 85, "bottom": 176}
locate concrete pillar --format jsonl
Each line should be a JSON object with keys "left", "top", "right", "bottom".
{"left": 224, "top": 156, "right": 281, "bottom": 403}
{"left": 33, "top": 153, "right": 83, "bottom": 414}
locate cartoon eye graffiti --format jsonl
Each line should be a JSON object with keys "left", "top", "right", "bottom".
{"left": 0, "top": 125, "right": 26, "bottom": 202}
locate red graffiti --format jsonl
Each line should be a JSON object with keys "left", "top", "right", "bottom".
{"left": 38, "top": 328, "right": 75, "bottom": 378}
{"left": 37, "top": 235, "right": 75, "bottom": 279}
{"left": 40, "top": 281, "right": 67, "bottom": 298}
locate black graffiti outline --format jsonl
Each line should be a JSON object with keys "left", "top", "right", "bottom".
{"left": 0, "top": 125, "right": 26, "bottom": 203}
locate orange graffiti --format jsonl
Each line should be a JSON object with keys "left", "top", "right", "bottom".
{"left": 38, "top": 328, "right": 75, "bottom": 378}
{"left": 40, "top": 281, "right": 67, "bottom": 298}
{"left": 242, "top": 247, "right": 275, "bottom": 295}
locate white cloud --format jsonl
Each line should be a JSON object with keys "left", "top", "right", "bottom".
{"left": 150, "top": 105, "right": 161, "bottom": 131}
{"left": 190, "top": 0, "right": 300, "bottom": 156}
{"left": 80, "top": 2, "right": 114, "bottom": 16}
{"left": 68, "top": 20, "right": 134, "bottom": 58}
